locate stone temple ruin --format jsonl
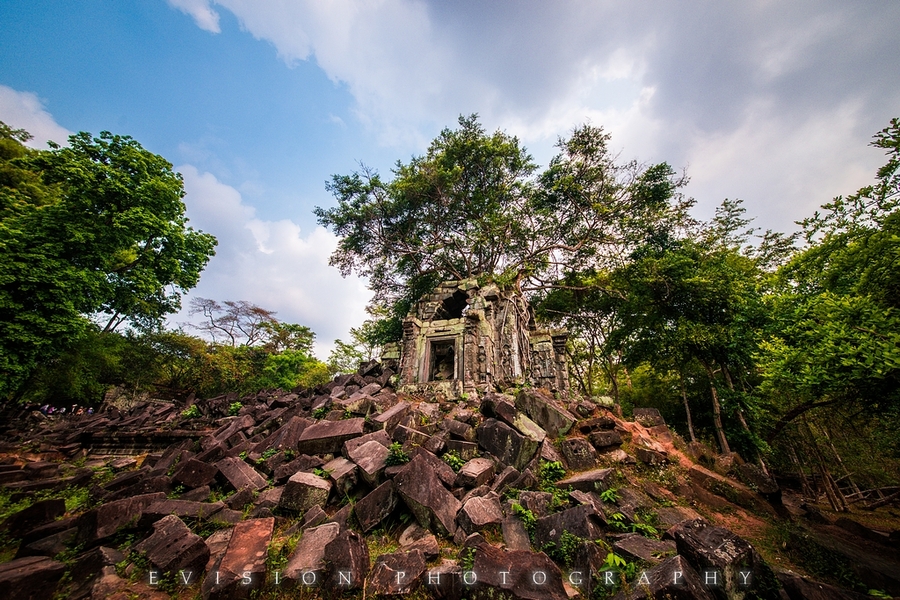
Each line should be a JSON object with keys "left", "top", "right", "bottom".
{"left": 393, "top": 279, "right": 570, "bottom": 397}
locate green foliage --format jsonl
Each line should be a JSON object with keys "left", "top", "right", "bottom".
{"left": 0, "top": 124, "right": 216, "bottom": 398}
{"left": 312, "top": 406, "right": 329, "bottom": 419}
{"left": 539, "top": 460, "right": 566, "bottom": 483}
{"left": 228, "top": 401, "right": 243, "bottom": 416}
{"left": 385, "top": 442, "right": 410, "bottom": 466}
{"left": 510, "top": 502, "right": 536, "bottom": 537}
{"left": 543, "top": 530, "right": 585, "bottom": 567}
{"left": 442, "top": 450, "right": 466, "bottom": 472}
{"left": 460, "top": 547, "right": 476, "bottom": 572}
{"left": 181, "top": 404, "right": 201, "bottom": 419}
{"left": 599, "top": 488, "right": 621, "bottom": 503}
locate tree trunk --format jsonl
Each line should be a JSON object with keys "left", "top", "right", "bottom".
{"left": 701, "top": 360, "right": 730, "bottom": 454}
{"left": 680, "top": 371, "right": 696, "bottom": 443}
{"left": 803, "top": 418, "right": 848, "bottom": 512}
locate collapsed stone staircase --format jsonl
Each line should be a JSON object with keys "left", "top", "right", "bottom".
{"left": 0, "top": 361, "right": 894, "bottom": 599}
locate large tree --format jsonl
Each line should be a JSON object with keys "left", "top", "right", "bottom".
{"left": 0, "top": 124, "right": 217, "bottom": 398}
{"left": 316, "top": 114, "right": 690, "bottom": 341}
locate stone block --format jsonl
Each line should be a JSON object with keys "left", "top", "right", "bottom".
{"left": 470, "top": 542, "right": 568, "bottom": 600}
{"left": 455, "top": 457, "right": 495, "bottom": 488}
{"left": 515, "top": 389, "right": 576, "bottom": 438}
{"left": 612, "top": 534, "right": 676, "bottom": 564}
{"left": 555, "top": 468, "right": 615, "bottom": 493}
{"left": 77, "top": 492, "right": 166, "bottom": 547}
{"left": 394, "top": 454, "right": 461, "bottom": 537}
{"left": 355, "top": 481, "right": 398, "bottom": 533}
{"left": 280, "top": 472, "right": 332, "bottom": 513}
{"left": 613, "top": 554, "right": 713, "bottom": 600}
{"left": 534, "top": 505, "right": 602, "bottom": 549}
{"left": 283, "top": 522, "right": 340, "bottom": 585}
{"left": 560, "top": 437, "right": 599, "bottom": 471}
{"left": 172, "top": 458, "right": 219, "bottom": 489}
{"left": 296, "top": 418, "right": 365, "bottom": 454}
{"left": 139, "top": 499, "right": 225, "bottom": 527}
{"left": 476, "top": 419, "right": 538, "bottom": 471}
{"left": 134, "top": 514, "right": 209, "bottom": 576}
{"left": 367, "top": 549, "right": 426, "bottom": 596}
{"left": 457, "top": 495, "right": 503, "bottom": 534}
{"left": 214, "top": 457, "right": 267, "bottom": 491}
{"left": 347, "top": 440, "right": 389, "bottom": 486}
{"left": 668, "top": 518, "right": 778, "bottom": 598}
{"left": 323, "top": 456, "right": 358, "bottom": 496}
{"left": 398, "top": 524, "right": 440, "bottom": 559}
{"left": 633, "top": 407, "right": 665, "bottom": 427}
{"left": 372, "top": 401, "right": 410, "bottom": 434}
{"left": 2, "top": 498, "right": 66, "bottom": 538}
{"left": 0, "top": 556, "right": 66, "bottom": 600}
{"left": 589, "top": 430, "right": 623, "bottom": 449}
{"left": 201, "top": 517, "right": 274, "bottom": 600}
{"left": 342, "top": 429, "right": 391, "bottom": 458}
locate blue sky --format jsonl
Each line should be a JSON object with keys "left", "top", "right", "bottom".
{"left": 2, "top": 1, "right": 899, "bottom": 356}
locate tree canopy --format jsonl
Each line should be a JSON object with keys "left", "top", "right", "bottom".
{"left": 316, "top": 114, "right": 691, "bottom": 342}
{"left": 0, "top": 123, "right": 217, "bottom": 398}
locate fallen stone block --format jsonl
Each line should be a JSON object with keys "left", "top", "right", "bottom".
{"left": 347, "top": 440, "right": 388, "bottom": 486}
{"left": 470, "top": 542, "right": 568, "bottom": 600}
{"left": 476, "top": 419, "right": 538, "bottom": 471}
{"left": 398, "top": 524, "right": 440, "bottom": 559}
{"left": 633, "top": 407, "right": 665, "bottom": 427}
{"left": 355, "top": 480, "right": 398, "bottom": 533}
{"left": 589, "top": 430, "right": 623, "bottom": 449}
{"left": 394, "top": 454, "right": 461, "bottom": 537}
{"left": 201, "top": 517, "right": 274, "bottom": 600}
{"left": 215, "top": 457, "right": 267, "bottom": 491}
{"left": 456, "top": 457, "right": 495, "bottom": 488}
{"left": 0, "top": 556, "right": 67, "bottom": 600}
{"left": 534, "top": 505, "right": 602, "bottom": 549}
{"left": 555, "top": 468, "right": 615, "bottom": 493}
{"left": 372, "top": 401, "right": 410, "bottom": 434}
{"left": 134, "top": 514, "right": 210, "bottom": 576}
{"left": 515, "top": 389, "right": 576, "bottom": 438}
{"left": 172, "top": 458, "right": 219, "bottom": 489}
{"left": 343, "top": 429, "right": 391, "bottom": 457}
{"left": 77, "top": 492, "right": 166, "bottom": 547}
{"left": 668, "top": 518, "right": 779, "bottom": 599}
{"left": 457, "top": 494, "right": 503, "bottom": 534}
{"left": 283, "top": 522, "right": 340, "bottom": 585}
{"left": 612, "top": 534, "right": 676, "bottom": 564}
{"left": 611, "top": 554, "right": 713, "bottom": 599}
{"left": 139, "top": 499, "right": 225, "bottom": 528}
{"left": 280, "top": 471, "right": 332, "bottom": 513}
{"left": 367, "top": 549, "right": 426, "bottom": 596}
{"left": 297, "top": 418, "right": 366, "bottom": 455}
{"left": 2, "top": 498, "right": 66, "bottom": 539}
{"left": 560, "top": 437, "right": 599, "bottom": 471}
{"left": 323, "top": 456, "right": 358, "bottom": 496}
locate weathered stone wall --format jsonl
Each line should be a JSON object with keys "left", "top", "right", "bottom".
{"left": 397, "top": 279, "right": 569, "bottom": 396}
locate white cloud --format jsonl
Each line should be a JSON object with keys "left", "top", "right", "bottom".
{"left": 0, "top": 85, "right": 72, "bottom": 148}
{"left": 176, "top": 165, "right": 370, "bottom": 358}
{"left": 170, "top": 1, "right": 899, "bottom": 235}
{"left": 167, "top": 0, "right": 221, "bottom": 33}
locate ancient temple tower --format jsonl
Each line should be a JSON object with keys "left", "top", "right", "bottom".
{"left": 394, "top": 279, "right": 569, "bottom": 397}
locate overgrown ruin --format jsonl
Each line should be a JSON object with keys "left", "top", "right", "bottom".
{"left": 1, "top": 362, "right": 899, "bottom": 599}
{"left": 395, "top": 279, "right": 569, "bottom": 397}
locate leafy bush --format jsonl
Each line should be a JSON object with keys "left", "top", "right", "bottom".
{"left": 228, "top": 401, "right": 243, "bottom": 416}
{"left": 385, "top": 442, "right": 410, "bottom": 466}
{"left": 181, "top": 405, "right": 201, "bottom": 419}
{"left": 442, "top": 450, "right": 465, "bottom": 472}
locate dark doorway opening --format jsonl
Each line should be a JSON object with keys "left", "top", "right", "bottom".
{"left": 429, "top": 339, "right": 456, "bottom": 381}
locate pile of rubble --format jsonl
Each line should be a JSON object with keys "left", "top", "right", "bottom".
{"left": 0, "top": 361, "right": 883, "bottom": 599}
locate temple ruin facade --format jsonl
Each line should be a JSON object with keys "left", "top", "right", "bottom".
{"left": 393, "top": 279, "right": 569, "bottom": 397}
